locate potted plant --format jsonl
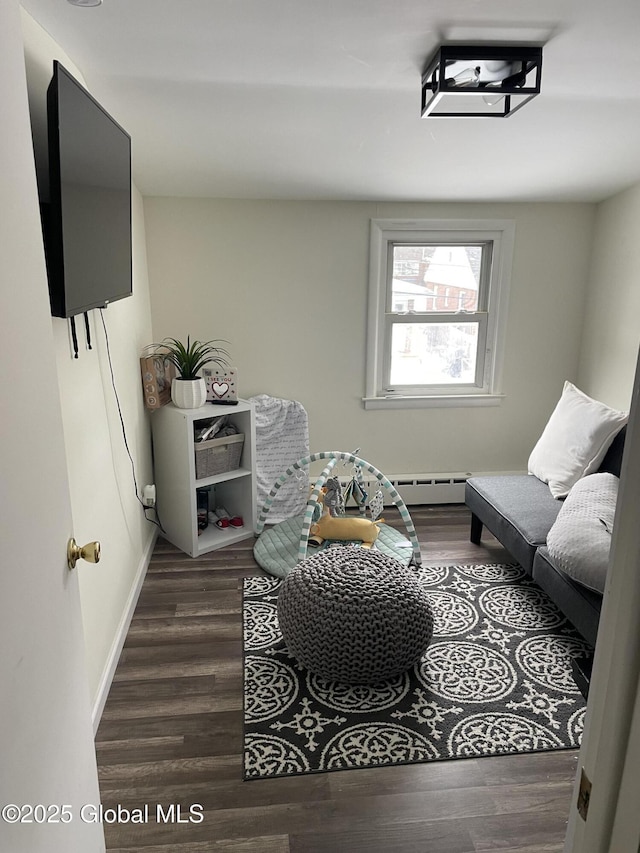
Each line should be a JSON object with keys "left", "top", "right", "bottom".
{"left": 156, "top": 336, "right": 229, "bottom": 409}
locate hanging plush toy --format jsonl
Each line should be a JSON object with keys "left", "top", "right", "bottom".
{"left": 343, "top": 474, "right": 368, "bottom": 516}
{"left": 369, "top": 488, "right": 385, "bottom": 522}
{"left": 322, "top": 477, "right": 344, "bottom": 517}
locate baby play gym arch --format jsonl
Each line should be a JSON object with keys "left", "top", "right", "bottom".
{"left": 254, "top": 451, "right": 422, "bottom": 571}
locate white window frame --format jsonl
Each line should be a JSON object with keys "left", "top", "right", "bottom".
{"left": 364, "top": 218, "right": 515, "bottom": 410}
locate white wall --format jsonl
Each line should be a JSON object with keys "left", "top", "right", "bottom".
{"left": 21, "top": 9, "right": 157, "bottom": 718}
{"left": 144, "top": 198, "right": 595, "bottom": 475}
{"left": 1, "top": 1, "right": 103, "bottom": 849}
{"left": 562, "top": 178, "right": 640, "bottom": 851}
{"left": 577, "top": 181, "right": 640, "bottom": 412}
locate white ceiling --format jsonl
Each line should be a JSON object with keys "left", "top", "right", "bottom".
{"left": 20, "top": 0, "right": 640, "bottom": 202}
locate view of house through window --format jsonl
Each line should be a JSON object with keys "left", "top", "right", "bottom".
{"left": 365, "top": 219, "right": 514, "bottom": 407}
{"left": 388, "top": 243, "right": 488, "bottom": 388}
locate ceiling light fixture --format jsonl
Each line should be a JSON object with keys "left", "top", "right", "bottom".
{"left": 66, "top": 0, "right": 103, "bottom": 7}
{"left": 421, "top": 45, "right": 542, "bottom": 118}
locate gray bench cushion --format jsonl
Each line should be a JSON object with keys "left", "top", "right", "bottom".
{"left": 465, "top": 475, "right": 563, "bottom": 573}
{"left": 533, "top": 546, "right": 602, "bottom": 647}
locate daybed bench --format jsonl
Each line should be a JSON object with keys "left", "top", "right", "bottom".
{"left": 465, "top": 382, "right": 627, "bottom": 649}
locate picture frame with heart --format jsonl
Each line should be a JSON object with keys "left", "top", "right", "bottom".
{"left": 203, "top": 366, "right": 238, "bottom": 405}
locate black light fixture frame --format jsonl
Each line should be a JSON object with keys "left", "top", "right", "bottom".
{"left": 421, "top": 45, "right": 543, "bottom": 118}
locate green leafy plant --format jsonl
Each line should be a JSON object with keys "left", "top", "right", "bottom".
{"left": 157, "top": 336, "right": 229, "bottom": 380}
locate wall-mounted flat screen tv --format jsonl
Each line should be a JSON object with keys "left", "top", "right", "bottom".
{"left": 43, "top": 61, "right": 132, "bottom": 318}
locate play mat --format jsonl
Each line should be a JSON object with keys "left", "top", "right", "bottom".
{"left": 253, "top": 451, "right": 422, "bottom": 578}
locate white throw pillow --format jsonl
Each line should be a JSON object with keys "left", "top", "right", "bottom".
{"left": 546, "top": 473, "right": 618, "bottom": 594}
{"left": 528, "top": 381, "right": 627, "bottom": 499}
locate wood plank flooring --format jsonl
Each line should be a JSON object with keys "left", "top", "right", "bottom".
{"left": 95, "top": 505, "right": 579, "bottom": 852}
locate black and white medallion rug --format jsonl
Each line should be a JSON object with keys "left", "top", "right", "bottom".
{"left": 243, "top": 563, "right": 590, "bottom": 780}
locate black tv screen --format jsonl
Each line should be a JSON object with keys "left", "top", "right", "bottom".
{"left": 43, "top": 61, "right": 132, "bottom": 318}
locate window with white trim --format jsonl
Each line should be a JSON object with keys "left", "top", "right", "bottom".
{"left": 365, "top": 219, "right": 515, "bottom": 409}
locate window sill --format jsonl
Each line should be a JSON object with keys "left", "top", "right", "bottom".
{"left": 362, "top": 394, "right": 505, "bottom": 410}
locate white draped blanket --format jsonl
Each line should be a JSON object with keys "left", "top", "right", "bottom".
{"left": 249, "top": 395, "right": 309, "bottom": 523}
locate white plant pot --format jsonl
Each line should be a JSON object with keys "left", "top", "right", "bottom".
{"left": 171, "top": 377, "right": 206, "bottom": 409}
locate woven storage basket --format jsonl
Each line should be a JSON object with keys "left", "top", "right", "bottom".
{"left": 195, "top": 433, "right": 244, "bottom": 479}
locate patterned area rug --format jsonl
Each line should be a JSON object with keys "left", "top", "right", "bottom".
{"left": 243, "top": 563, "right": 590, "bottom": 780}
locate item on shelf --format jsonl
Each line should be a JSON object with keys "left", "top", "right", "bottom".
{"left": 210, "top": 506, "right": 243, "bottom": 529}
{"left": 197, "top": 488, "right": 210, "bottom": 532}
{"left": 155, "top": 336, "right": 230, "bottom": 378}
{"left": 139, "top": 348, "right": 176, "bottom": 410}
{"left": 194, "top": 432, "right": 245, "bottom": 480}
{"left": 194, "top": 416, "right": 239, "bottom": 443}
{"left": 214, "top": 506, "right": 231, "bottom": 529}
{"left": 147, "top": 336, "right": 230, "bottom": 410}
{"left": 203, "top": 366, "right": 239, "bottom": 405}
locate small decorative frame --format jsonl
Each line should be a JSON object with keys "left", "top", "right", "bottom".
{"left": 203, "top": 366, "right": 238, "bottom": 404}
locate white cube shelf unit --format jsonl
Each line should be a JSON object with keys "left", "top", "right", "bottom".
{"left": 151, "top": 399, "right": 256, "bottom": 557}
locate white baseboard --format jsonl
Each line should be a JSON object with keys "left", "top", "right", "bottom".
{"left": 91, "top": 527, "right": 158, "bottom": 734}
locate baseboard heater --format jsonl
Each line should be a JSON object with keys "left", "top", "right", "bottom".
{"left": 311, "top": 473, "right": 472, "bottom": 506}
{"left": 376, "top": 473, "right": 471, "bottom": 505}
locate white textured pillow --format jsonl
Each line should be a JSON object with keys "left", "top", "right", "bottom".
{"left": 546, "top": 473, "right": 618, "bottom": 593}
{"left": 528, "top": 381, "right": 627, "bottom": 499}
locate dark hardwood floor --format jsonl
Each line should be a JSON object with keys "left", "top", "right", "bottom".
{"left": 95, "top": 505, "right": 579, "bottom": 852}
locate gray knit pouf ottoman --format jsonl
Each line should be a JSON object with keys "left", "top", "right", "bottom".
{"left": 277, "top": 548, "right": 433, "bottom": 684}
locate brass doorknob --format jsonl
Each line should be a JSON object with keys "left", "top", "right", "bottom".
{"left": 67, "top": 538, "right": 101, "bottom": 570}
